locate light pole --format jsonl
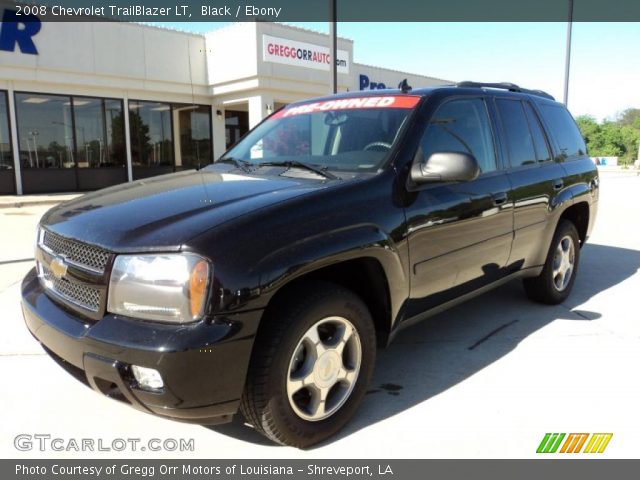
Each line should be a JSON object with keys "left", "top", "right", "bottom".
{"left": 563, "top": 0, "right": 574, "bottom": 106}
{"left": 329, "top": 0, "right": 337, "bottom": 94}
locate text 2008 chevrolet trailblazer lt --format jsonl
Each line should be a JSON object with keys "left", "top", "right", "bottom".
{"left": 23, "top": 82, "right": 598, "bottom": 447}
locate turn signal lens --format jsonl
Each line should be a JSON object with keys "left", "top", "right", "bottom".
{"left": 189, "top": 260, "right": 210, "bottom": 319}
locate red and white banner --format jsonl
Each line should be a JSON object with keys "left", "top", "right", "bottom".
{"left": 272, "top": 96, "right": 421, "bottom": 119}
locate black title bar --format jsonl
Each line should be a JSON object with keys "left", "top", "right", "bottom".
{"left": 4, "top": 459, "right": 640, "bottom": 480}
{"left": 2, "top": 0, "right": 640, "bottom": 22}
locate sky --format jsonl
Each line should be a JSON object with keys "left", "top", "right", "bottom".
{"left": 154, "top": 21, "right": 640, "bottom": 122}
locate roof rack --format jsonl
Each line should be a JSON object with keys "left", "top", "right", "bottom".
{"left": 455, "top": 81, "right": 555, "bottom": 101}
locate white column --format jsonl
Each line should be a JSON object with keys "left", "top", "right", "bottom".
{"left": 248, "top": 93, "right": 273, "bottom": 129}
{"left": 172, "top": 107, "right": 182, "bottom": 167}
{"left": 212, "top": 105, "right": 226, "bottom": 159}
{"left": 123, "top": 94, "right": 133, "bottom": 182}
{"left": 7, "top": 86, "right": 22, "bottom": 195}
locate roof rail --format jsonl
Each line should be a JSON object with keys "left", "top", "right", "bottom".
{"left": 456, "top": 81, "right": 555, "bottom": 101}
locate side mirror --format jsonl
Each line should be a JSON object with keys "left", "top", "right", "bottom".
{"left": 410, "top": 151, "right": 480, "bottom": 184}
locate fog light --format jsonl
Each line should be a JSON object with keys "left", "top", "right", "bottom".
{"left": 131, "top": 365, "right": 164, "bottom": 391}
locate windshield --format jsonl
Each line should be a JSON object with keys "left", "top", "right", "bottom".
{"left": 222, "top": 95, "right": 420, "bottom": 172}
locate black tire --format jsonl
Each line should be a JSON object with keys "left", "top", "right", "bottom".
{"left": 523, "top": 220, "right": 581, "bottom": 304}
{"left": 240, "top": 281, "right": 376, "bottom": 448}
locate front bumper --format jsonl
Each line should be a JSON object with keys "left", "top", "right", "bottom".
{"left": 21, "top": 268, "right": 262, "bottom": 425}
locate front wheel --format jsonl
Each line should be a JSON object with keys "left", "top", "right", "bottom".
{"left": 240, "top": 282, "right": 376, "bottom": 448}
{"left": 523, "top": 220, "right": 581, "bottom": 304}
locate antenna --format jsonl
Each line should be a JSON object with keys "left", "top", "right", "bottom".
{"left": 398, "top": 79, "right": 412, "bottom": 93}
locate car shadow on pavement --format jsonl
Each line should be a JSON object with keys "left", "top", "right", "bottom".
{"left": 208, "top": 415, "right": 277, "bottom": 446}
{"left": 206, "top": 242, "right": 640, "bottom": 447}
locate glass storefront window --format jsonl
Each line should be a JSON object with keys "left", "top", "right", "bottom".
{"left": 73, "top": 97, "right": 126, "bottom": 168}
{"left": 130, "top": 101, "right": 212, "bottom": 179}
{"left": 15, "top": 92, "right": 127, "bottom": 193}
{"left": 15, "top": 93, "right": 74, "bottom": 170}
{"left": 176, "top": 105, "right": 212, "bottom": 168}
{"left": 12, "top": 93, "right": 212, "bottom": 190}
{"left": 0, "top": 92, "right": 12, "bottom": 170}
{"left": 0, "top": 91, "right": 15, "bottom": 194}
{"left": 129, "top": 100, "right": 174, "bottom": 170}
{"left": 105, "top": 99, "right": 126, "bottom": 167}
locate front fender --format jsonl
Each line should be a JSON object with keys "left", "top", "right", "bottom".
{"left": 254, "top": 224, "right": 408, "bottom": 328}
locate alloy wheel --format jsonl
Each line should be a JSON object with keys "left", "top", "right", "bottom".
{"left": 552, "top": 235, "right": 575, "bottom": 292}
{"left": 286, "top": 316, "right": 362, "bottom": 422}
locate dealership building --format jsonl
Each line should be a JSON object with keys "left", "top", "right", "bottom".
{"left": 0, "top": 13, "right": 449, "bottom": 194}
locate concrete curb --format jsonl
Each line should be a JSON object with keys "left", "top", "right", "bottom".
{"left": 0, "top": 194, "right": 82, "bottom": 209}
{"left": 597, "top": 166, "right": 640, "bottom": 174}
{"left": 0, "top": 200, "right": 66, "bottom": 209}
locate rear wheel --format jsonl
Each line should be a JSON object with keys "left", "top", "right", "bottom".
{"left": 523, "top": 220, "right": 580, "bottom": 304}
{"left": 240, "top": 282, "right": 376, "bottom": 448}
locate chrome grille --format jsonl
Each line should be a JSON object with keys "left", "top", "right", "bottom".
{"left": 42, "top": 230, "right": 110, "bottom": 273}
{"left": 40, "top": 264, "right": 101, "bottom": 312}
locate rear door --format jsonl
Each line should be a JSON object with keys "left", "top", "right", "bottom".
{"left": 404, "top": 96, "right": 514, "bottom": 318}
{"left": 495, "top": 97, "right": 566, "bottom": 269}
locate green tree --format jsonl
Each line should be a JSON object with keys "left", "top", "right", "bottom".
{"left": 576, "top": 111, "right": 640, "bottom": 165}
{"left": 591, "top": 122, "right": 624, "bottom": 157}
{"left": 617, "top": 108, "right": 640, "bottom": 127}
{"left": 615, "top": 109, "right": 640, "bottom": 164}
{"left": 620, "top": 125, "right": 640, "bottom": 164}
{"left": 575, "top": 115, "right": 599, "bottom": 147}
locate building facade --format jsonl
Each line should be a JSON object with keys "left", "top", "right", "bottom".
{"left": 0, "top": 13, "right": 449, "bottom": 194}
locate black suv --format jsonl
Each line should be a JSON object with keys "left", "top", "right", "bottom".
{"left": 22, "top": 82, "right": 598, "bottom": 447}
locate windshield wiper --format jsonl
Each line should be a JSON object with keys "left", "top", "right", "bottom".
{"left": 258, "top": 160, "right": 338, "bottom": 180}
{"left": 217, "top": 157, "right": 253, "bottom": 173}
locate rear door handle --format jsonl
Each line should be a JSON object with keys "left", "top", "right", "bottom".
{"left": 553, "top": 179, "right": 564, "bottom": 190}
{"left": 492, "top": 192, "right": 508, "bottom": 206}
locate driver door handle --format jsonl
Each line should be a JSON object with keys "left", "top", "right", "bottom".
{"left": 492, "top": 192, "right": 508, "bottom": 206}
{"left": 553, "top": 179, "right": 564, "bottom": 190}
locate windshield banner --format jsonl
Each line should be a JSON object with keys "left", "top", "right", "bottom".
{"left": 272, "top": 96, "right": 421, "bottom": 118}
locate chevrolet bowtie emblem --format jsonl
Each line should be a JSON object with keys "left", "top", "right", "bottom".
{"left": 49, "top": 257, "right": 68, "bottom": 279}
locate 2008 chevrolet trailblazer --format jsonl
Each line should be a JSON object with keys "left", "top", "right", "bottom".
{"left": 22, "top": 82, "right": 598, "bottom": 447}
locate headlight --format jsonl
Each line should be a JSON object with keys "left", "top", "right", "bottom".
{"left": 107, "top": 253, "right": 211, "bottom": 323}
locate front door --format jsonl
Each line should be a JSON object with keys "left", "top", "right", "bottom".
{"left": 404, "top": 96, "right": 513, "bottom": 319}
{"left": 225, "top": 110, "right": 249, "bottom": 150}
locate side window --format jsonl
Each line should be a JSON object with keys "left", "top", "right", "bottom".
{"left": 496, "top": 99, "right": 537, "bottom": 167}
{"left": 420, "top": 98, "right": 497, "bottom": 174}
{"left": 538, "top": 104, "right": 587, "bottom": 160}
{"left": 523, "top": 103, "right": 552, "bottom": 163}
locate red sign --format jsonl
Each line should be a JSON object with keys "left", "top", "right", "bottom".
{"left": 272, "top": 96, "right": 421, "bottom": 119}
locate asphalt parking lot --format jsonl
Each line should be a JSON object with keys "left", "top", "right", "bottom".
{"left": 1, "top": 170, "right": 638, "bottom": 459}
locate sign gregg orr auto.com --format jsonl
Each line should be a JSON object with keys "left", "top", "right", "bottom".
{"left": 263, "top": 34, "right": 350, "bottom": 74}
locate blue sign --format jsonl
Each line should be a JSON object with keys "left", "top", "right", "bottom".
{"left": 359, "top": 74, "right": 388, "bottom": 91}
{"left": 0, "top": 9, "right": 41, "bottom": 55}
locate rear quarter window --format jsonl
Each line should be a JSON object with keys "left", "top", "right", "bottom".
{"left": 538, "top": 104, "right": 587, "bottom": 161}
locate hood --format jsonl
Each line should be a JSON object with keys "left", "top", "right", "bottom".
{"left": 41, "top": 165, "right": 332, "bottom": 251}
